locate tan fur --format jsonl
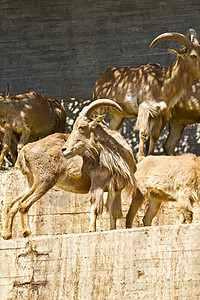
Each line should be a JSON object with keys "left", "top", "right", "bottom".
{"left": 84, "top": 124, "right": 136, "bottom": 217}
{"left": 0, "top": 91, "right": 66, "bottom": 169}
{"left": 164, "top": 79, "right": 200, "bottom": 155}
{"left": 2, "top": 101, "right": 137, "bottom": 239}
{"left": 2, "top": 133, "right": 91, "bottom": 240}
{"left": 62, "top": 99, "right": 137, "bottom": 232}
{"left": 0, "top": 89, "right": 18, "bottom": 165}
{"left": 93, "top": 30, "right": 200, "bottom": 162}
{"left": 126, "top": 153, "right": 200, "bottom": 227}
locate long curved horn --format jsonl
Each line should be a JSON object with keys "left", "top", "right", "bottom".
{"left": 149, "top": 32, "right": 192, "bottom": 51}
{"left": 80, "top": 99, "right": 123, "bottom": 118}
{"left": 186, "top": 28, "right": 199, "bottom": 45}
{"left": 5, "top": 83, "right": 10, "bottom": 98}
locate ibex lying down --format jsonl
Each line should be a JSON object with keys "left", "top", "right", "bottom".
{"left": 93, "top": 29, "right": 200, "bottom": 162}
{"left": 2, "top": 100, "right": 137, "bottom": 239}
{"left": 0, "top": 91, "right": 66, "bottom": 168}
{"left": 126, "top": 153, "right": 200, "bottom": 227}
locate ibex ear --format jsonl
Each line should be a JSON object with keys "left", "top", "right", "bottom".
{"left": 89, "top": 114, "right": 106, "bottom": 131}
{"left": 168, "top": 48, "right": 183, "bottom": 57}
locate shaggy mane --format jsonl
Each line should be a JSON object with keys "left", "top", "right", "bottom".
{"left": 84, "top": 124, "right": 136, "bottom": 190}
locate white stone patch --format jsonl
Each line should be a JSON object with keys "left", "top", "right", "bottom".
{"left": 126, "top": 92, "right": 137, "bottom": 102}
{"left": 125, "top": 92, "right": 139, "bottom": 114}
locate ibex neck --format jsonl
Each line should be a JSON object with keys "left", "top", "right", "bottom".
{"left": 163, "top": 58, "right": 192, "bottom": 106}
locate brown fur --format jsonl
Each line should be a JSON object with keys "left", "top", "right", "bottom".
{"left": 2, "top": 100, "right": 137, "bottom": 239}
{"left": 93, "top": 30, "right": 200, "bottom": 162}
{"left": 62, "top": 99, "right": 137, "bottom": 232}
{"left": 83, "top": 124, "right": 136, "bottom": 215}
{"left": 164, "top": 79, "right": 200, "bottom": 155}
{"left": 0, "top": 89, "right": 18, "bottom": 165}
{"left": 126, "top": 153, "right": 200, "bottom": 227}
{"left": 0, "top": 91, "right": 66, "bottom": 168}
{"left": 2, "top": 133, "right": 91, "bottom": 240}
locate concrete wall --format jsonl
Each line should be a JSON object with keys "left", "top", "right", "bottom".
{"left": 1, "top": 3, "right": 200, "bottom": 298}
{"left": 1, "top": 0, "right": 200, "bottom": 100}
{"left": 1, "top": 1, "right": 200, "bottom": 155}
{"left": 1, "top": 224, "right": 200, "bottom": 299}
{"left": 0, "top": 170, "right": 200, "bottom": 299}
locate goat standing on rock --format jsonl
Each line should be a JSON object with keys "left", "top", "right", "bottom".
{"left": 2, "top": 99, "right": 137, "bottom": 240}
{"left": 61, "top": 99, "right": 137, "bottom": 231}
{"left": 93, "top": 29, "right": 200, "bottom": 162}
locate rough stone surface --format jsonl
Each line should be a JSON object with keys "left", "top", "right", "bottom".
{"left": 0, "top": 224, "right": 200, "bottom": 299}
{"left": 0, "top": 1, "right": 200, "bottom": 156}
{"left": 1, "top": 0, "right": 200, "bottom": 100}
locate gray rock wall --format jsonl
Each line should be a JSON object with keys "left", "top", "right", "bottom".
{"left": 1, "top": 1, "right": 200, "bottom": 100}
{"left": 1, "top": 1, "right": 200, "bottom": 156}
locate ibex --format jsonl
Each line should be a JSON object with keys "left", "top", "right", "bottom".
{"left": 0, "top": 91, "right": 66, "bottom": 168}
{"left": 2, "top": 100, "right": 137, "bottom": 239}
{"left": 93, "top": 29, "right": 200, "bottom": 162}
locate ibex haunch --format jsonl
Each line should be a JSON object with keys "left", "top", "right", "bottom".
{"left": 126, "top": 153, "right": 200, "bottom": 227}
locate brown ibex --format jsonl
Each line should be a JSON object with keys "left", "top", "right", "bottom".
{"left": 62, "top": 99, "right": 137, "bottom": 232}
{"left": 0, "top": 91, "right": 66, "bottom": 168}
{"left": 93, "top": 29, "right": 200, "bottom": 162}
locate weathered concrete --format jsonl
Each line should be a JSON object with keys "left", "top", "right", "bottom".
{"left": 1, "top": 0, "right": 200, "bottom": 100}
{"left": 0, "top": 224, "right": 200, "bottom": 300}
{"left": 1, "top": 1, "right": 200, "bottom": 156}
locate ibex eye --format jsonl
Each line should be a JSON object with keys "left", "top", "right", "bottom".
{"left": 79, "top": 126, "right": 86, "bottom": 130}
{"left": 190, "top": 54, "right": 197, "bottom": 59}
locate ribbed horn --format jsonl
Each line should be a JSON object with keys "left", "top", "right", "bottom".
{"left": 149, "top": 32, "right": 192, "bottom": 51}
{"left": 5, "top": 83, "right": 10, "bottom": 98}
{"left": 80, "top": 99, "right": 123, "bottom": 118}
{"left": 186, "top": 28, "right": 199, "bottom": 45}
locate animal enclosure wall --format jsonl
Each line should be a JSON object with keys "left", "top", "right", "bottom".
{"left": 1, "top": 1, "right": 200, "bottom": 99}
{"left": 0, "top": 0, "right": 200, "bottom": 155}
{"left": 1, "top": 225, "right": 200, "bottom": 299}
{"left": 0, "top": 168, "right": 200, "bottom": 299}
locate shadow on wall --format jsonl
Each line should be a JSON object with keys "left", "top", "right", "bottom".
{"left": 64, "top": 98, "right": 200, "bottom": 158}
{"left": 120, "top": 118, "right": 200, "bottom": 157}
{"left": 64, "top": 98, "right": 91, "bottom": 133}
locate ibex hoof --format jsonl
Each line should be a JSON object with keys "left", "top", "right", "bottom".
{"left": 2, "top": 230, "right": 12, "bottom": 240}
{"left": 23, "top": 230, "right": 32, "bottom": 238}
{"left": 88, "top": 227, "right": 96, "bottom": 233}
{"left": 137, "top": 155, "right": 144, "bottom": 164}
